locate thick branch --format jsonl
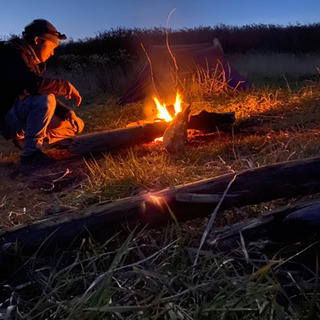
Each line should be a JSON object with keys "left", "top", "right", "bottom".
{"left": 210, "top": 198, "right": 320, "bottom": 251}
{"left": 1, "top": 157, "right": 320, "bottom": 252}
{"left": 67, "top": 111, "right": 235, "bottom": 155}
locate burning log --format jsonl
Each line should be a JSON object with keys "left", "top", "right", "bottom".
{"left": 66, "top": 91, "right": 234, "bottom": 154}
{"left": 67, "top": 121, "right": 168, "bottom": 154}
{"left": 1, "top": 156, "right": 320, "bottom": 252}
{"left": 66, "top": 111, "right": 235, "bottom": 155}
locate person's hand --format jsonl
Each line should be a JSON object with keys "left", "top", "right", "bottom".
{"left": 66, "top": 83, "right": 82, "bottom": 106}
{"left": 65, "top": 110, "right": 84, "bottom": 134}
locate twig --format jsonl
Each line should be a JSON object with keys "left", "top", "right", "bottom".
{"left": 193, "top": 174, "right": 237, "bottom": 267}
{"left": 52, "top": 168, "right": 71, "bottom": 183}
{"left": 165, "top": 8, "right": 180, "bottom": 90}
{"left": 165, "top": 8, "right": 178, "bottom": 73}
{"left": 218, "top": 155, "right": 235, "bottom": 173}
{"left": 176, "top": 193, "right": 239, "bottom": 204}
{"left": 37, "top": 169, "right": 71, "bottom": 191}
{"left": 33, "top": 169, "right": 71, "bottom": 178}
{"left": 273, "top": 241, "right": 320, "bottom": 271}
{"left": 140, "top": 43, "right": 160, "bottom": 99}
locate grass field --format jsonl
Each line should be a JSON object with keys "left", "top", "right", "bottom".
{"left": 0, "top": 53, "right": 320, "bottom": 319}
{"left": 228, "top": 52, "right": 320, "bottom": 80}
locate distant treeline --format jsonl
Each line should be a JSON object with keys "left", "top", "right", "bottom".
{"left": 46, "top": 23, "right": 320, "bottom": 71}
{"left": 58, "top": 24, "right": 320, "bottom": 55}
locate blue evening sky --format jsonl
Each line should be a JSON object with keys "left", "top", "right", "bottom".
{"left": 0, "top": 0, "right": 319, "bottom": 41}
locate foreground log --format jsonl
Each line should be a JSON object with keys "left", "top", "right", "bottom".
{"left": 210, "top": 198, "right": 320, "bottom": 251}
{"left": 206, "top": 199, "right": 320, "bottom": 304}
{"left": 1, "top": 156, "right": 320, "bottom": 253}
{"left": 67, "top": 111, "right": 235, "bottom": 155}
{"left": 185, "top": 197, "right": 320, "bottom": 297}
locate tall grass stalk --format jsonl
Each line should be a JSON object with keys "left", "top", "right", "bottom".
{"left": 184, "top": 62, "right": 237, "bottom": 101}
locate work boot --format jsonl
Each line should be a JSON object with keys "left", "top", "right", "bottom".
{"left": 20, "top": 150, "right": 56, "bottom": 166}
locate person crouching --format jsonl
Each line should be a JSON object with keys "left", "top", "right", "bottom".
{"left": 0, "top": 19, "right": 84, "bottom": 165}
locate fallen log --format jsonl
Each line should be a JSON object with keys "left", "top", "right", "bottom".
{"left": 1, "top": 156, "right": 320, "bottom": 252}
{"left": 205, "top": 198, "right": 320, "bottom": 305}
{"left": 209, "top": 198, "right": 320, "bottom": 256}
{"left": 66, "top": 111, "right": 235, "bottom": 154}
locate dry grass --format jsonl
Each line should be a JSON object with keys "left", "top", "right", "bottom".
{"left": 57, "top": 82, "right": 320, "bottom": 209}
{"left": 184, "top": 62, "right": 239, "bottom": 100}
{"left": 227, "top": 52, "right": 320, "bottom": 81}
{"left": 1, "top": 225, "right": 318, "bottom": 319}
{"left": 1, "top": 81, "right": 320, "bottom": 225}
{"left": 1, "top": 68, "right": 320, "bottom": 319}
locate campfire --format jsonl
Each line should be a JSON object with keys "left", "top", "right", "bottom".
{"left": 67, "top": 93, "right": 236, "bottom": 155}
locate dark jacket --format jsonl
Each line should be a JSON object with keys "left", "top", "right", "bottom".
{"left": 0, "top": 37, "right": 72, "bottom": 124}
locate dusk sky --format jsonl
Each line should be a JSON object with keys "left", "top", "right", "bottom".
{"left": 1, "top": 0, "right": 320, "bottom": 41}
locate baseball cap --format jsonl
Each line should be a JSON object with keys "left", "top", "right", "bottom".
{"left": 23, "top": 19, "right": 67, "bottom": 45}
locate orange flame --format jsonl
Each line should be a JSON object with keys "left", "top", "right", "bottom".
{"left": 174, "top": 91, "right": 182, "bottom": 115}
{"left": 151, "top": 91, "right": 183, "bottom": 144}
{"left": 154, "top": 91, "right": 182, "bottom": 122}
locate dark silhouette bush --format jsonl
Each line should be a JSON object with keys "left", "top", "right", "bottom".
{"left": 47, "top": 23, "right": 320, "bottom": 71}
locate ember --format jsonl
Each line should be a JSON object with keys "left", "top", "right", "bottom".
{"left": 148, "top": 194, "right": 164, "bottom": 207}
{"left": 153, "top": 137, "right": 164, "bottom": 143}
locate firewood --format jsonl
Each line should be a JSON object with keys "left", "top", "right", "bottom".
{"left": 67, "top": 111, "right": 235, "bottom": 155}
{"left": 188, "top": 110, "right": 235, "bottom": 132}
{"left": 1, "top": 156, "right": 320, "bottom": 252}
{"left": 210, "top": 198, "right": 320, "bottom": 251}
{"left": 67, "top": 121, "right": 168, "bottom": 154}
{"left": 176, "top": 193, "right": 240, "bottom": 203}
{"left": 163, "top": 105, "right": 191, "bottom": 153}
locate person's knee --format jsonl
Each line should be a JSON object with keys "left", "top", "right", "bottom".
{"left": 46, "top": 113, "right": 84, "bottom": 143}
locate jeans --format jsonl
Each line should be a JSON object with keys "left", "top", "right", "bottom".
{"left": 5, "top": 94, "right": 83, "bottom": 156}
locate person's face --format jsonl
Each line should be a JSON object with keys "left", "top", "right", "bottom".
{"left": 33, "top": 37, "right": 58, "bottom": 62}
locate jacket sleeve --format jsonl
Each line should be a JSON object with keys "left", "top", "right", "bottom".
{"left": 38, "top": 78, "right": 73, "bottom": 97}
